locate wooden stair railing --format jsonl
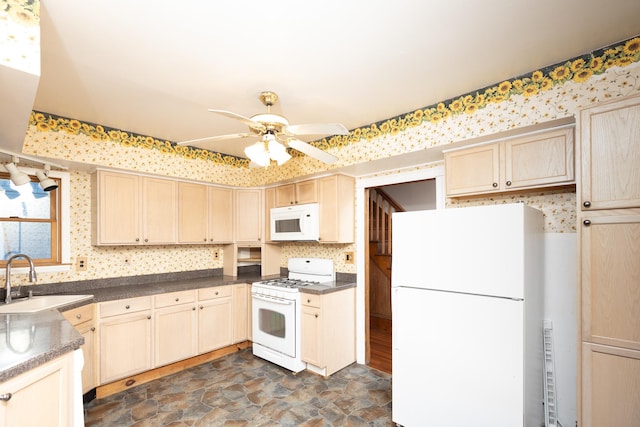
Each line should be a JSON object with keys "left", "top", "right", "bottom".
{"left": 369, "top": 187, "right": 405, "bottom": 256}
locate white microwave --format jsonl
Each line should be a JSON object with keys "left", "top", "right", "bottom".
{"left": 270, "top": 203, "right": 320, "bottom": 241}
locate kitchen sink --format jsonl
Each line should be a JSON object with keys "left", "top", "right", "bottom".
{"left": 0, "top": 294, "right": 93, "bottom": 314}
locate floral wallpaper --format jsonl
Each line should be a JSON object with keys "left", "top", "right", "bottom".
{"left": 13, "top": 35, "right": 640, "bottom": 286}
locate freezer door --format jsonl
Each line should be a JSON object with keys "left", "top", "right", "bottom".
{"left": 392, "top": 287, "right": 527, "bottom": 427}
{"left": 392, "top": 204, "right": 541, "bottom": 299}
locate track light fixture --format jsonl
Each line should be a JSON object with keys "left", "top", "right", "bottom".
{"left": 36, "top": 165, "right": 58, "bottom": 192}
{"left": 4, "top": 158, "right": 31, "bottom": 186}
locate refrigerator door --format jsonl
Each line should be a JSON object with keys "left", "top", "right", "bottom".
{"left": 392, "top": 204, "right": 539, "bottom": 299}
{"left": 392, "top": 287, "right": 524, "bottom": 427}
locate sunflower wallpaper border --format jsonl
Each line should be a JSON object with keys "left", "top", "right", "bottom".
{"left": 28, "top": 35, "right": 640, "bottom": 173}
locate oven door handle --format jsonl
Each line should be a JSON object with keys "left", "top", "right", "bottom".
{"left": 252, "top": 294, "right": 294, "bottom": 305}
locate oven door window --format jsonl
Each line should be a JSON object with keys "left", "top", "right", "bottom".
{"left": 252, "top": 296, "right": 297, "bottom": 357}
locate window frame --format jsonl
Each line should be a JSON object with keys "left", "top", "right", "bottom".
{"left": 0, "top": 165, "right": 70, "bottom": 273}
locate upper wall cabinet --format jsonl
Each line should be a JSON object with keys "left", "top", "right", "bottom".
{"left": 235, "top": 188, "right": 263, "bottom": 244}
{"left": 444, "top": 127, "right": 575, "bottom": 197}
{"left": 318, "top": 174, "right": 355, "bottom": 243}
{"left": 275, "top": 180, "right": 318, "bottom": 207}
{"left": 92, "top": 170, "right": 177, "bottom": 245}
{"left": 579, "top": 94, "right": 640, "bottom": 210}
{"left": 177, "top": 182, "right": 234, "bottom": 244}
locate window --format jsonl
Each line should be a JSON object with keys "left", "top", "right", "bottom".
{"left": 0, "top": 172, "right": 61, "bottom": 267}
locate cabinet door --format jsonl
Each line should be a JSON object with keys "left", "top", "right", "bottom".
{"left": 142, "top": 177, "right": 177, "bottom": 244}
{"left": 197, "top": 298, "right": 232, "bottom": 353}
{"left": 77, "top": 321, "right": 96, "bottom": 393}
{"left": 208, "top": 186, "right": 234, "bottom": 243}
{"left": 178, "top": 182, "right": 208, "bottom": 243}
{"left": 295, "top": 180, "right": 318, "bottom": 204}
{"left": 504, "top": 128, "right": 574, "bottom": 189}
{"left": 444, "top": 144, "right": 500, "bottom": 196}
{"left": 580, "top": 94, "right": 640, "bottom": 210}
{"left": 154, "top": 304, "right": 198, "bottom": 366}
{"left": 264, "top": 187, "right": 276, "bottom": 243}
{"left": 96, "top": 171, "right": 140, "bottom": 244}
{"left": 99, "top": 311, "right": 152, "bottom": 383}
{"left": 301, "top": 305, "right": 322, "bottom": 367}
{"left": 235, "top": 189, "right": 263, "bottom": 243}
{"left": 275, "top": 184, "right": 296, "bottom": 207}
{"left": 581, "top": 210, "right": 640, "bottom": 350}
{"left": 318, "top": 175, "right": 355, "bottom": 243}
{"left": 0, "top": 353, "right": 74, "bottom": 427}
{"left": 581, "top": 343, "right": 640, "bottom": 427}
{"left": 232, "top": 283, "right": 248, "bottom": 343}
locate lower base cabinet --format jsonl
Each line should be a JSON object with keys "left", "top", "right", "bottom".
{"left": 154, "top": 291, "right": 198, "bottom": 367}
{"left": 581, "top": 343, "right": 640, "bottom": 427}
{"left": 0, "top": 352, "right": 74, "bottom": 426}
{"left": 62, "top": 304, "right": 96, "bottom": 394}
{"left": 197, "top": 286, "right": 233, "bottom": 353}
{"left": 98, "top": 296, "right": 153, "bottom": 384}
{"left": 301, "top": 288, "right": 356, "bottom": 376}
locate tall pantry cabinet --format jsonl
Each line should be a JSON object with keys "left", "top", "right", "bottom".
{"left": 578, "top": 93, "right": 640, "bottom": 427}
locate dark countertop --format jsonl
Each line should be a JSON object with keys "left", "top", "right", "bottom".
{"left": 0, "top": 310, "right": 83, "bottom": 383}
{"left": 0, "top": 272, "right": 356, "bottom": 383}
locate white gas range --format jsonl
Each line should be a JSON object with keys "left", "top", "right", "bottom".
{"left": 251, "top": 258, "right": 334, "bottom": 372}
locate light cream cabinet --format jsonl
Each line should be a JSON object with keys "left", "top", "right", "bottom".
{"left": 301, "top": 288, "right": 356, "bottom": 376}
{"left": 197, "top": 286, "right": 233, "bottom": 353}
{"left": 264, "top": 187, "right": 276, "bottom": 243}
{"left": 275, "top": 179, "right": 318, "bottom": 207}
{"left": 208, "top": 186, "right": 234, "bottom": 243}
{"left": 445, "top": 127, "right": 575, "bottom": 196}
{"left": 0, "top": 351, "right": 74, "bottom": 427}
{"left": 154, "top": 290, "right": 198, "bottom": 367}
{"left": 235, "top": 189, "right": 263, "bottom": 243}
{"left": 62, "top": 304, "right": 96, "bottom": 394}
{"left": 92, "top": 171, "right": 178, "bottom": 245}
{"left": 178, "top": 182, "right": 209, "bottom": 243}
{"left": 578, "top": 93, "right": 640, "bottom": 427}
{"left": 232, "top": 283, "right": 248, "bottom": 343}
{"left": 97, "top": 296, "right": 153, "bottom": 384}
{"left": 318, "top": 174, "right": 355, "bottom": 243}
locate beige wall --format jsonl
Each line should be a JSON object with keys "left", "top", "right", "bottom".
{"left": 14, "top": 38, "right": 640, "bottom": 287}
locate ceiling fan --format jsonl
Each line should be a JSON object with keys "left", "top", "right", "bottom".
{"left": 178, "top": 91, "right": 349, "bottom": 167}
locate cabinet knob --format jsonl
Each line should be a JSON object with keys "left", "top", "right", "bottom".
{"left": 76, "top": 314, "right": 81, "bottom": 319}
{"left": 314, "top": 314, "right": 318, "bottom": 318}
{"left": 290, "top": 201, "right": 294, "bottom": 205}
{"left": 192, "top": 307, "right": 196, "bottom": 311}
{"left": 492, "top": 182, "right": 498, "bottom": 188}
{"left": 506, "top": 181, "right": 512, "bottom": 186}
{"left": 125, "top": 305, "right": 130, "bottom": 309}
{"left": 583, "top": 219, "right": 591, "bottom": 226}
{"left": 0, "top": 393, "right": 12, "bottom": 401}
{"left": 200, "top": 306, "right": 203, "bottom": 310}
{"left": 175, "top": 298, "right": 179, "bottom": 302}
{"left": 135, "top": 238, "right": 140, "bottom": 242}
{"left": 204, "top": 238, "right": 207, "bottom": 242}
{"left": 583, "top": 201, "right": 591, "bottom": 208}
{"left": 307, "top": 299, "right": 311, "bottom": 303}
{"left": 210, "top": 238, "right": 214, "bottom": 242}
{"left": 215, "top": 291, "right": 219, "bottom": 295}
{"left": 147, "top": 315, "right": 151, "bottom": 320}
{"left": 91, "top": 327, "right": 96, "bottom": 332}
{"left": 144, "top": 238, "right": 148, "bottom": 242}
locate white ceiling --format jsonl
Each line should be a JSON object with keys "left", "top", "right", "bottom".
{"left": 33, "top": 0, "right": 640, "bottom": 160}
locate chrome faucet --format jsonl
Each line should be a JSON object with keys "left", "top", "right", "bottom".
{"left": 4, "top": 254, "right": 37, "bottom": 304}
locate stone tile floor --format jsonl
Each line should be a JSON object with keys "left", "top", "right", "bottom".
{"left": 84, "top": 349, "right": 393, "bottom": 426}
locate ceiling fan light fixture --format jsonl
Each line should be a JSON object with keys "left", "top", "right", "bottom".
{"left": 244, "top": 134, "right": 292, "bottom": 167}
{"left": 268, "top": 139, "right": 292, "bottom": 166}
{"left": 244, "top": 141, "right": 270, "bottom": 167}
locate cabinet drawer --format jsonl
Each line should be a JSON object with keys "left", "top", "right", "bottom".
{"left": 198, "top": 286, "right": 232, "bottom": 301}
{"left": 301, "top": 294, "right": 321, "bottom": 308}
{"left": 62, "top": 304, "right": 94, "bottom": 326}
{"left": 154, "top": 290, "right": 196, "bottom": 308}
{"left": 99, "top": 296, "right": 152, "bottom": 318}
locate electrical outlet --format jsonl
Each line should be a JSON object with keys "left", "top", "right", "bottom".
{"left": 76, "top": 257, "right": 87, "bottom": 271}
{"left": 213, "top": 249, "right": 220, "bottom": 260}
{"left": 345, "top": 252, "right": 354, "bottom": 264}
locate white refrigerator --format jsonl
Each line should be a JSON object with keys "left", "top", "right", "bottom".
{"left": 391, "top": 203, "right": 544, "bottom": 427}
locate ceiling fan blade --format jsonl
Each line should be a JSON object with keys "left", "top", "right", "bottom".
{"left": 284, "top": 123, "right": 349, "bottom": 136}
{"left": 177, "top": 133, "right": 255, "bottom": 146}
{"left": 208, "top": 109, "right": 266, "bottom": 132}
{"left": 287, "top": 138, "right": 338, "bottom": 164}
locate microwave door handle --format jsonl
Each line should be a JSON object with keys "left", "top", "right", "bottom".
{"left": 252, "top": 294, "right": 294, "bottom": 305}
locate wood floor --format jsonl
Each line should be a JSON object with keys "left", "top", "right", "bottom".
{"left": 369, "top": 321, "right": 392, "bottom": 374}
